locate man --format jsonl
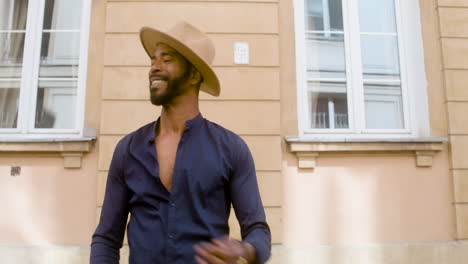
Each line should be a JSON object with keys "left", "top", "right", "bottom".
{"left": 90, "top": 21, "right": 271, "bottom": 264}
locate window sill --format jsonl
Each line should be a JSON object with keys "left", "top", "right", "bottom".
{"left": 285, "top": 137, "right": 447, "bottom": 169}
{"left": 0, "top": 137, "right": 95, "bottom": 169}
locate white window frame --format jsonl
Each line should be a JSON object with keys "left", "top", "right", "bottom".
{"left": 294, "top": 0, "right": 430, "bottom": 140}
{"left": 0, "top": 0, "right": 91, "bottom": 140}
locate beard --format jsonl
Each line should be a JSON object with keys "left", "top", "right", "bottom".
{"left": 149, "top": 69, "right": 191, "bottom": 106}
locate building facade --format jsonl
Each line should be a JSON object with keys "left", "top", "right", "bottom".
{"left": 0, "top": 0, "right": 467, "bottom": 263}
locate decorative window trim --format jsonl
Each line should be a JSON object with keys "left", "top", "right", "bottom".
{"left": 0, "top": 137, "right": 95, "bottom": 169}
{"left": 293, "top": 0, "right": 430, "bottom": 139}
{"left": 0, "top": 0, "right": 92, "bottom": 139}
{"left": 285, "top": 137, "right": 446, "bottom": 169}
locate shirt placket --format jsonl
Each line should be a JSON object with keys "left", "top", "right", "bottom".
{"left": 165, "top": 128, "right": 189, "bottom": 263}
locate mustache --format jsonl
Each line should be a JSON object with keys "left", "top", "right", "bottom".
{"left": 149, "top": 74, "right": 169, "bottom": 81}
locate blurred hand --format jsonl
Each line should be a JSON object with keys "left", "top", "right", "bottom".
{"left": 193, "top": 236, "right": 255, "bottom": 264}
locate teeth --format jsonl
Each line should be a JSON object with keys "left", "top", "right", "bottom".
{"left": 152, "top": 80, "right": 165, "bottom": 85}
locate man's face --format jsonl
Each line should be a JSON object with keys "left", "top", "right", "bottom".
{"left": 148, "top": 43, "right": 192, "bottom": 106}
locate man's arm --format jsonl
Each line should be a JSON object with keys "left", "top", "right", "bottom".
{"left": 193, "top": 136, "right": 271, "bottom": 264}
{"left": 90, "top": 141, "right": 130, "bottom": 264}
{"left": 228, "top": 137, "right": 271, "bottom": 264}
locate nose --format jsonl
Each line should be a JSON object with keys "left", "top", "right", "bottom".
{"left": 150, "top": 58, "right": 161, "bottom": 73}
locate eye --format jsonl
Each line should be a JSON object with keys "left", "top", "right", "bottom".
{"left": 162, "top": 56, "right": 173, "bottom": 63}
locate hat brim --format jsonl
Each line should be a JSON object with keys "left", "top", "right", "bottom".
{"left": 139, "top": 26, "right": 220, "bottom": 97}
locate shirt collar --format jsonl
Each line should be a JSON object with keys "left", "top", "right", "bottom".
{"left": 148, "top": 113, "right": 204, "bottom": 143}
{"left": 185, "top": 112, "right": 204, "bottom": 130}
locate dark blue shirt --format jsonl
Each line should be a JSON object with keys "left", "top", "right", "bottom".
{"left": 90, "top": 114, "right": 271, "bottom": 264}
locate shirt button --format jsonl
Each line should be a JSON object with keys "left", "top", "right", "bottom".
{"left": 168, "top": 234, "right": 173, "bottom": 239}
{"left": 171, "top": 203, "right": 176, "bottom": 207}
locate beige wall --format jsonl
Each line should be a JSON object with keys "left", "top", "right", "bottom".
{"left": 282, "top": 150, "right": 455, "bottom": 245}
{"left": 438, "top": 0, "right": 468, "bottom": 239}
{"left": 0, "top": 152, "right": 97, "bottom": 245}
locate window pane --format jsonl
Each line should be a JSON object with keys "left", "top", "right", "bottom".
{"left": 360, "top": 35, "right": 400, "bottom": 80}
{"left": 306, "top": 33, "right": 346, "bottom": 79}
{"left": 359, "top": 1, "right": 404, "bottom": 130}
{"left": 0, "top": 32, "right": 25, "bottom": 77}
{"left": 305, "top": 0, "right": 343, "bottom": 31}
{"left": 0, "top": 0, "right": 28, "bottom": 30}
{"left": 43, "top": 0, "right": 82, "bottom": 30}
{"left": 35, "top": 80, "right": 76, "bottom": 129}
{"left": 39, "top": 32, "right": 80, "bottom": 78}
{"left": 0, "top": 1, "right": 27, "bottom": 130}
{"left": 358, "top": 0, "right": 397, "bottom": 33}
{"left": 0, "top": 82, "right": 20, "bottom": 128}
{"left": 308, "top": 81, "right": 349, "bottom": 129}
{"left": 364, "top": 83, "right": 404, "bottom": 129}
{"left": 36, "top": 0, "right": 82, "bottom": 131}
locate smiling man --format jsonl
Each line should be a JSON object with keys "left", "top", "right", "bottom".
{"left": 90, "top": 21, "right": 271, "bottom": 264}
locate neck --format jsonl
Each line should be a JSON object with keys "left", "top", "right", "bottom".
{"left": 157, "top": 89, "right": 200, "bottom": 136}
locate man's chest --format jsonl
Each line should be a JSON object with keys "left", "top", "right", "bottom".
{"left": 155, "top": 135, "right": 180, "bottom": 192}
{"left": 125, "top": 136, "right": 230, "bottom": 203}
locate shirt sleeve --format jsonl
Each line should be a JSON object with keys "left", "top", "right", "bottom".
{"left": 90, "top": 140, "right": 130, "bottom": 264}
{"left": 229, "top": 137, "right": 272, "bottom": 264}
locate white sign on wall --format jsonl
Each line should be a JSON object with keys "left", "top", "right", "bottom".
{"left": 234, "top": 42, "right": 250, "bottom": 65}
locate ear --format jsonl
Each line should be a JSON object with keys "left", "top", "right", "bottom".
{"left": 189, "top": 68, "right": 203, "bottom": 86}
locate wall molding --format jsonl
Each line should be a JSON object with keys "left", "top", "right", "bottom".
{"left": 0, "top": 139, "right": 95, "bottom": 169}
{"left": 285, "top": 137, "right": 446, "bottom": 169}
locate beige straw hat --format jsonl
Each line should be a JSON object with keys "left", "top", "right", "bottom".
{"left": 139, "top": 21, "right": 220, "bottom": 97}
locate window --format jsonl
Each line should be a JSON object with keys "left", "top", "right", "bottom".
{"left": 294, "top": 0, "right": 429, "bottom": 139}
{"left": 0, "top": 0, "right": 91, "bottom": 139}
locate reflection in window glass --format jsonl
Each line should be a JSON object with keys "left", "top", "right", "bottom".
{"left": 0, "top": 0, "right": 28, "bottom": 30}
{"left": 305, "top": 0, "right": 343, "bottom": 31}
{"left": 306, "top": 33, "right": 346, "bottom": 79}
{"left": 0, "top": 82, "right": 20, "bottom": 128}
{"left": 0, "top": 0, "right": 28, "bottom": 129}
{"left": 308, "top": 82, "right": 349, "bottom": 129}
{"left": 0, "top": 1, "right": 28, "bottom": 72}
{"left": 360, "top": 35, "right": 400, "bottom": 80}
{"left": 0, "top": 32, "right": 25, "bottom": 72}
{"left": 359, "top": 0, "right": 397, "bottom": 33}
{"left": 364, "top": 83, "right": 403, "bottom": 129}
{"left": 35, "top": 80, "right": 77, "bottom": 129}
{"left": 304, "top": 0, "right": 348, "bottom": 129}
{"left": 39, "top": 32, "right": 80, "bottom": 78}
{"left": 35, "top": 0, "right": 82, "bottom": 129}
{"left": 358, "top": 0, "right": 404, "bottom": 129}
{"left": 0, "top": 0, "right": 87, "bottom": 133}
{"left": 300, "top": 0, "right": 411, "bottom": 133}
{"left": 43, "top": 0, "right": 82, "bottom": 30}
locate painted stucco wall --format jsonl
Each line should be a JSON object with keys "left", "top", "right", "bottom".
{"left": 0, "top": 154, "right": 97, "bottom": 245}
{"left": 438, "top": 0, "right": 468, "bottom": 240}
